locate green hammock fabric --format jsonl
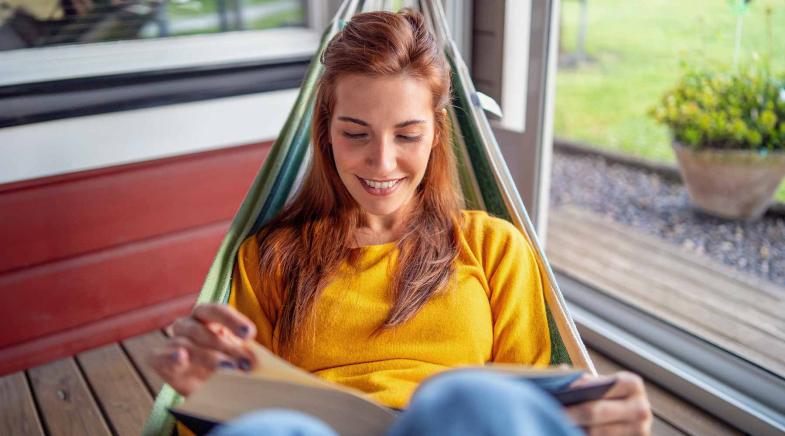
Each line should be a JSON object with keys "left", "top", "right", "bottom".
{"left": 143, "top": 1, "right": 592, "bottom": 434}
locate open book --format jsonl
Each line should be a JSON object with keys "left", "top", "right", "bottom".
{"left": 171, "top": 343, "right": 613, "bottom": 435}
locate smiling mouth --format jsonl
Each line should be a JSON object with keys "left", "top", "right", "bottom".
{"left": 356, "top": 176, "right": 405, "bottom": 196}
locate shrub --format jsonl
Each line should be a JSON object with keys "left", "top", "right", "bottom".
{"left": 650, "top": 67, "right": 785, "bottom": 152}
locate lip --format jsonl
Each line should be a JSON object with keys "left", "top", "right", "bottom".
{"left": 356, "top": 175, "right": 405, "bottom": 197}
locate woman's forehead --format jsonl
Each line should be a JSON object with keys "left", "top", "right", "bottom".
{"left": 332, "top": 74, "right": 434, "bottom": 124}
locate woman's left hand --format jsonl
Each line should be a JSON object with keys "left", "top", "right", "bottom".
{"left": 564, "top": 371, "right": 652, "bottom": 435}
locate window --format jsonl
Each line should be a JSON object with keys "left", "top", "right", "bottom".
{"left": 0, "top": 0, "right": 305, "bottom": 51}
{"left": 550, "top": 0, "right": 785, "bottom": 432}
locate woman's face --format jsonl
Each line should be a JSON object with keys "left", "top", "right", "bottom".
{"left": 330, "top": 74, "right": 435, "bottom": 219}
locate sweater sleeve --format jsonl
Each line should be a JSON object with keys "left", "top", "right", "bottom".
{"left": 228, "top": 235, "right": 279, "bottom": 350}
{"left": 480, "top": 216, "right": 551, "bottom": 366}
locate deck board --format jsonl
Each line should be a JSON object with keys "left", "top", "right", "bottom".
{"left": 77, "top": 343, "right": 154, "bottom": 436}
{"left": 122, "top": 330, "right": 169, "bottom": 395}
{"left": 27, "top": 357, "right": 111, "bottom": 436}
{"left": 0, "top": 371, "right": 45, "bottom": 436}
{"left": 548, "top": 207, "right": 785, "bottom": 377}
{"left": 1, "top": 328, "right": 741, "bottom": 435}
{"left": 549, "top": 209, "right": 785, "bottom": 329}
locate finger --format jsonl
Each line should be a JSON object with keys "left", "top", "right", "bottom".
{"left": 192, "top": 304, "right": 257, "bottom": 340}
{"left": 565, "top": 395, "right": 650, "bottom": 427}
{"left": 169, "top": 336, "right": 240, "bottom": 372}
{"left": 148, "top": 344, "right": 200, "bottom": 396}
{"left": 171, "top": 316, "right": 255, "bottom": 366}
{"left": 569, "top": 372, "right": 596, "bottom": 387}
{"left": 602, "top": 372, "right": 646, "bottom": 400}
{"left": 149, "top": 341, "right": 230, "bottom": 397}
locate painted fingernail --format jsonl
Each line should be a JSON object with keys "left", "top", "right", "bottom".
{"left": 170, "top": 351, "right": 180, "bottom": 363}
{"left": 237, "top": 325, "right": 251, "bottom": 338}
{"left": 219, "top": 360, "right": 237, "bottom": 369}
{"left": 238, "top": 358, "right": 252, "bottom": 372}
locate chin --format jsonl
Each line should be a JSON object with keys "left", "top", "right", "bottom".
{"left": 359, "top": 202, "right": 406, "bottom": 217}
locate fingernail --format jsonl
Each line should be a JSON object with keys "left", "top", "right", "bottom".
{"left": 237, "top": 325, "right": 251, "bottom": 338}
{"left": 238, "top": 358, "right": 251, "bottom": 372}
{"left": 219, "top": 360, "right": 237, "bottom": 370}
{"left": 170, "top": 351, "right": 180, "bottom": 363}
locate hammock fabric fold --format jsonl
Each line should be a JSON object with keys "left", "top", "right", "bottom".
{"left": 143, "top": 1, "right": 592, "bottom": 434}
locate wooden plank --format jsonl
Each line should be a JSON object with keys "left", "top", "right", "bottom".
{"left": 549, "top": 232, "right": 785, "bottom": 375}
{"left": 0, "top": 221, "right": 225, "bottom": 349}
{"left": 27, "top": 357, "right": 111, "bottom": 436}
{"left": 548, "top": 223, "right": 785, "bottom": 340}
{"left": 0, "top": 372, "right": 45, "bottom": 436}
{"left": 0, "top": 294, "right": 193, "bottom": 377}
{"left": 77, "top": 343, "right": 154, "bottom": 436}
{"left": 652, "top": 417, "right": 686, "bottom": 436}
{"left": 547, "top": 211, "right": 785, "bottom": 376}
{"left": 549, "top": 210, "right": 785, "bottom": 332}
{"left": 122, "top": 330, "right": 169, "bottom": 395}
{"left": 588, "top": 349, "right": 742, "bottom": 436}
{"left": 548, "top": 226, "right": 785, "bottom": 345}
{"left": 551, "top": 207, "right": 784, "bottom": 307}
{"left": 0, "top": 142, "right": 269, "bottom": 273}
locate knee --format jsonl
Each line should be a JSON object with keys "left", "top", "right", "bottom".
{"left": 411, "top": 370, "right": 533, "bottom": 412}
{"left": 208, "top": 409, "right": 338, "bottom": 436}
{"left": 391, "top": 371, "right": 579, "bottom": 436}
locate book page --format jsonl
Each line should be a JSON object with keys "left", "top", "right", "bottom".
{"left": 247, "top": 341, "right": 386, "bottom": 404}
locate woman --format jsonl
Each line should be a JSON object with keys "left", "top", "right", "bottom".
{"left": 150, "top": 10, "right": 651, "bottom": 435}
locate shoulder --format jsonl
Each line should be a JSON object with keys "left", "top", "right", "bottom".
{"left": 459, "top": 209, "right": 523, "bottom": 245}
{"left": 458, "top": 209, "right": 535, "bottom": 269}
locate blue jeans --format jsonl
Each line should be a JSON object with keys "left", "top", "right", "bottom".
{"left": 208, "top": 371, "right": 582, "bottom": 436}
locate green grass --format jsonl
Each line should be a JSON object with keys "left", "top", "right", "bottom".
{"left": 555, "top": 0, "right": 785, "bottom": 201}
{"left": 164, "top": 0, "right": 304, "bottom": 36}
{"left": 167, "top": 0, "right": 287, "bottom": 19}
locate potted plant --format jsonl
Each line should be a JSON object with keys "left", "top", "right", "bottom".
{"left": 649, "top": 66, "right": 785, "bottom": 220}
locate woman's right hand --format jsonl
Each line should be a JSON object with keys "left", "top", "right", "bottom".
{"left": 148, "top": 304, "right": 258, "bottom": 397}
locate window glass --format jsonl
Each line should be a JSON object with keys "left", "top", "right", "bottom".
{"left": 551, "top": 0, "right": 785, "bottom": 379}
{"left": 0, "top": 0, "right": 305, "bottom": 52}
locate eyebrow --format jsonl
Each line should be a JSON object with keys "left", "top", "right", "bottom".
{"left": 336, "top": 116, "right": 426, "bottom": 128}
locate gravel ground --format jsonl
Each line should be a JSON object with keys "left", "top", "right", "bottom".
{"left": 549, "top": 151, "right": 785, "bottom": 286}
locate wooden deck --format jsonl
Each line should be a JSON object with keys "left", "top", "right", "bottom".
{"left": 548, "top": 206, "right": 785, "bottom": 379}
{"left": 0, "top": 330, "right": 167, "bottom": 436}
{"left": 1, "top": 206, "right": 767, "bottom": 435}
{"left": 0, "top": 331, "right": 740, "bottom": 435}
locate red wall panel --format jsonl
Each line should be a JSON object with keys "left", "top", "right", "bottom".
{"left": 0, "top": 221, "right": 227, "bottom": 348}
{"left": 0, "top": 142, "right": 271, "bottom": 273}
{"left": 0, "top": 142, "right": 272, "bottom": 374}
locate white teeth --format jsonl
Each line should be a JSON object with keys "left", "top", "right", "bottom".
{"left": 362, "top": 178, "right": 400, "bottom": 189}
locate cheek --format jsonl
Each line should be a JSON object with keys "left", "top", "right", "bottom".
{"left": 413, "top": 138, "right": 435, "bottom": 173}
{"left": 330, "top": 140, "right": 355, "bottom": 171}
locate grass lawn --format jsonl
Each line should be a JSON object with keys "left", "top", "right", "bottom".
{"left": 555, "top": 0, "right": 785, "bottom": 201}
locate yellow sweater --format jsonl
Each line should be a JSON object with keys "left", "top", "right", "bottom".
{"left": 229, "top": 210, "right": 551, "bottom": 409}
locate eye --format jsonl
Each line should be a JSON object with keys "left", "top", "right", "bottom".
{"left": 397, "top": 134, "right": 423, "bottom": 143}
{"left": 342, "top": 131, "right": 368, "bottom": 140}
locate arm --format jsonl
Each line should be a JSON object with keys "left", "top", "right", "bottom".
{"left": 482, "top": 218, "right": 652, "bottom": 435}
{"left": 483, "top": 218, "right": 551, "bottom": 365}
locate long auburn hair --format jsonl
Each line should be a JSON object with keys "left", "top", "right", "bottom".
{"left": 256, "top": 10, "right": 462, "bottom": 356}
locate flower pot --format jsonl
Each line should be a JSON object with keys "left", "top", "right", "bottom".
{"left": 672, "top": 143, "right": 785, "bottom": 220}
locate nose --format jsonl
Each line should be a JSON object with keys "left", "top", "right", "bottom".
{"left": 366, "top": 135, "right": 397, "bottom": 175}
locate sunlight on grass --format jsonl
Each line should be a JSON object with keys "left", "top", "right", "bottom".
{"left": 555, "top": 0, "right": 785, "bottom": 200}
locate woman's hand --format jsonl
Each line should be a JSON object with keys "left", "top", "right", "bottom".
{"left": 564, "top": 371, "right": 652, "bottom": 436}
{"left": 148, "top": 304, "right": 258, "bottom": 397}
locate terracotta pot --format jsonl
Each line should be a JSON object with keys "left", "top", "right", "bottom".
{"left": 672, "top": 142, "right": 785, "bottom": 220}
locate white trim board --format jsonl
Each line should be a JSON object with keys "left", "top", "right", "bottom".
{"left": 0, "top": 28, "right": 319, "bottom": 87}
{"left": 0, "top": 89, "right": 298, "bottom": 185}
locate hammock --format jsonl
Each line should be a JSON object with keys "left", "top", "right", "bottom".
{"left": 143, "top": 1, "right": 593, "bottom": 434}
